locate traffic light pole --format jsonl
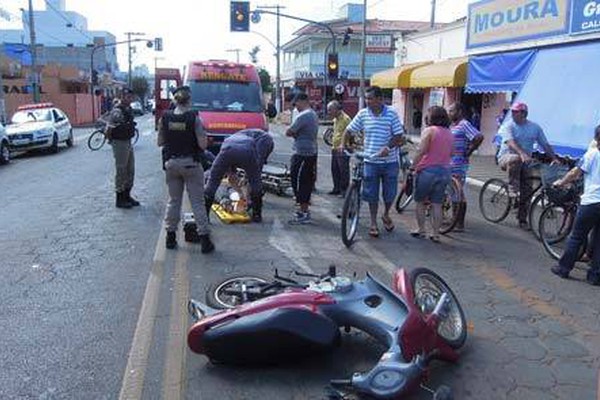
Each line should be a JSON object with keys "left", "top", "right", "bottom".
{"left": 27, "top": 0, "right": 40, "bottom": 103}
{"left": 256, "top": 5, "right": 284, "bottom": 113}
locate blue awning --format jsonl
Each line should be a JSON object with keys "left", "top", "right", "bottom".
{"left": 465, "top": 49, "right": 537, "bottom": 93}
{"left": 2, "top": 43, "right": 32, "bottom": 66}
{"left": 512, "top": 41, "right": 600, "bottom": 158}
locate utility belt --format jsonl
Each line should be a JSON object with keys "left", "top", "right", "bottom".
{"left": 161, "top": 150, "right": 201, "bottom": 170}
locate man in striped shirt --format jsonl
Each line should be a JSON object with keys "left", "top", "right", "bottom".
{"left": 448, "top": 103, "right": 483, "bottom": 231}
{"left": 340, "top": 86, "right": 405, "bottom": 237}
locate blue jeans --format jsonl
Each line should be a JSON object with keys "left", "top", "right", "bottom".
{"left": 414, "top": 166, "right": 450, "bottom": 204}
{"left": 558, "top": 203, "right": 600, "bottom": 278}
{"left": 362, "top": 162, "right": 399, "bottom": 204}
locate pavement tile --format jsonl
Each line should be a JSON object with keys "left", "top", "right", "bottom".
{"left": 551, "top": 360, "right": 596, "bottom": 387}
{"left": 496, "top": 320, "right": 540, "bottom": 339}
{"left": 535, "top": 318, "right": 577, "bottom": 338}
{"left": 507, "top": 386, "right": 558, "bottom": 400}
{"left": 552, "top": 384, "right": 597, "bottom": 400}
{"left": 502, "top": 362, "right": 556, "bottom": 389}
{"left": 543, "top": 337, "right": 590, "bottom": 359}
{"left": 499, "top": 337, "right": 547, "bottom": 361}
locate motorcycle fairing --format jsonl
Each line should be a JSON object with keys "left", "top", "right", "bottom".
{"left": 202, "top": 307, "right": 340, "bottom": 364}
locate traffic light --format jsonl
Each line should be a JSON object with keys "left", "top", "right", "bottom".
{"left": 327, "top": 53, "right": 339, "bottom": 80}
{"left": 154, "top": 37, "right": 163, "bottom": 51}
{"left": 92, "top": 69, "right": 99, "bottom": 86}
{"left": 342, "top": 28, "right": 353, "bottom": 46}
{"left": 230, "top": 1, "right": 250, "bottom": 32}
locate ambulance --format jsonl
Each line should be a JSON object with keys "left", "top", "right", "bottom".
{"left": 155, "top": 61, "right": 268, "bottom": 152}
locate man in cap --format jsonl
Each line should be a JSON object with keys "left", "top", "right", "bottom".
{"left": 497, "top": 101, "right": 558, "bottom": 229}
{"left": 204, "top": 129, "right": 274, "bottom": 223}
{"left": 105, "top": 88, "right": 139, "bottom": 208}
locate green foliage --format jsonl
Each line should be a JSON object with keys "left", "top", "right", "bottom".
{"left": 131, "top": 76, "right": 149, "bottom": 99}
{"left": 257, "top": 67, "right": 272, "bottom": 93}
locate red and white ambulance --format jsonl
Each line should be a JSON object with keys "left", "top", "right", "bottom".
{"left": 155, "top": 61, "right": 268, "bottom": 152}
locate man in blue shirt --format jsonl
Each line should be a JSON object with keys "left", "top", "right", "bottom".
{"left": 497, "top": 101, "right": 557, "bottom": 229}
{"left": 340, "top": 86, "right": 405, "bottom": 237}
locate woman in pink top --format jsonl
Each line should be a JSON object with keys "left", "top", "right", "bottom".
{"left": 411, "top": 106, "right": 454, "bottom": 242}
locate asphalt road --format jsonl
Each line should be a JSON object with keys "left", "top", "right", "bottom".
{"left": 1, "top": 116, "right": 598, "bottom": 400}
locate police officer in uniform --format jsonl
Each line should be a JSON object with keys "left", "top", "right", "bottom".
{"left": 105, "top": 88, "right": 139, "bottom": 208}
{"left": 158, "top": 86, "right": 214, "bottom": 252}
{"left": 205, "top": 129, "right": 274, "bottom": 223}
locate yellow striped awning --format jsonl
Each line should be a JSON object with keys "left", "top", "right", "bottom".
{"left": 370, "top": 62, "right": 433, "bottom": 89}
{"left": 409, "top": 57, "right": 468, "bottom": 88}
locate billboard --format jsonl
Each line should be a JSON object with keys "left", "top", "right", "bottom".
{"left": 467, "top": 0, "right": 571, "bottom": 49}
{"left": 570, "top": 0, "right": 600, "bottom": 34}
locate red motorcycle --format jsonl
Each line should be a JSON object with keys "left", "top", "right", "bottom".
{"left": 187, "top": 266, "right": 466, "bottom": 399}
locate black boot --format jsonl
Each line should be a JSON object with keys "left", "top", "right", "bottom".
{"left": 455, "top": 202, "right": 467, "bottom": 232}
{"left": 126, "top": 188, "right": 140, "bottom": 206}
{"left": 116, "top": 191, "right": 133, "bottom": 209}
{"left": 166, "top": 231, "right": 177, "bottom": 249}
{"left": 199, "top": 234, "right": 215, "bottom": 254}
{"left": 250, "top": 195, "right": 263, "bottom": 223}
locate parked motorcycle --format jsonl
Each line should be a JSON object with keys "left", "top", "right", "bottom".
{"left": 187, "top": 266, "right": 466, "bottom": 399}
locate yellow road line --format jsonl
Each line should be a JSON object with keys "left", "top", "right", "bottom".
{"left": 119, "top": 229, "right": 166, "bottom": 400}
{"left": 162, "top": 247, "right": 190, "bottom": 400}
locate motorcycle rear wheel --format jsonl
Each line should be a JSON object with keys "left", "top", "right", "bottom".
{"left": 206, "top": 275, "right": 276, "bottom": 309}
{"left": 410, "top": 268, "right": 467, "bottom": 349}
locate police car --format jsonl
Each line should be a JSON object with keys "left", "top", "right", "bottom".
{"left": 0, "top": 121, "right": 9, "bottom": 164}
{"left": 6, "top": 103, "right": 74, "bottom": 154}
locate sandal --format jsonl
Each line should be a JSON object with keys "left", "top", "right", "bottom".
{"left": 429, "top": 235, "right": 441, "bottom": 243}
{"left": 410, "top": 230, "right": 426, "bottom": 238}
{"left": 381, "top": 215, "right": 395, "bottom": 232}
{"left": 369, "top": 227, "right": 380, "bottom": 238}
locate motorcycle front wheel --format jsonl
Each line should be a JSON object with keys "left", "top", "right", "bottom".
{"left": 410, "top": 268, "right": 467, "bottom": 349}
{"left": 206, "top": 275, "right": 277, "bottom": 309}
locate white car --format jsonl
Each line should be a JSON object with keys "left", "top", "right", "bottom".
{"left": 6, "top": 103, "right": 74, "bottom": 154}
{"left": 0, "top": 122, "right": 9, "bottom": 164}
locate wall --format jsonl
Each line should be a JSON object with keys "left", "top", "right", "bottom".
{"left": 401, "top": 21, "right": 467, "bottom": 64}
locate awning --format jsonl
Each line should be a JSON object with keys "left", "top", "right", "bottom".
{"left": 511, "top": 41, "right": 600, "bottom": 158}
{"left": 370, "top": 62, "right": 432, "bottom": 89}
{"left": 409, "top": 57, "right": 467, "bottom": 88}
{"left": 465, "top": 49, "right": 537, "bottom": 93}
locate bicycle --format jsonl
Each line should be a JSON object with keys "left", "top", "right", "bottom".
{"left": 340, "top": 151, "right": 369, "bottom": 248}
{"left": 394, "top": 138, "right": 417, "bottom": 213}
{"left": 478, "top": 160, "right": 544, "bottom": 224}
{"left": 88, "top": 121, "right": 140, "bottom": 151}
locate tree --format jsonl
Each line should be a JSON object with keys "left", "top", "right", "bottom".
{"left": 131, "top": 76, "right": 149, "bottom": 100}
{"left": 257, "top": 67, "right": 272, "bottom": 93}
{"left": 249, "top": 45, "right": 260, "bottom": 64}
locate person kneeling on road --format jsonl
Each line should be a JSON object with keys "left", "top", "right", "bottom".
{"left": 158, "top": 86, "right": 214, "bottom": 253}
{"left": 204, "top": 129, "right": 274, "bottom": 223}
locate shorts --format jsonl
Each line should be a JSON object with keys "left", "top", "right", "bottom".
{"left": 362, "top": 162, "right": 399, "bottom": 204}
{"left": 414, "top": 166, "right": 450, "bottom": 204}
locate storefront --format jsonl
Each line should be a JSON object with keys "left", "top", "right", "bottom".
{"left": 465, "top": 0, "right": 600, "bottom": 157}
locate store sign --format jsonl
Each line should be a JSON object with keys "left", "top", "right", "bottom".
{"left": 429, "top": 88, "right": 445, "bottom": 107}
{"left": 366, "top": 35, "right": 393, "bottom": 53}
{"left": 467, "top": 0, "right": 570, "bottom": 49}
{"left": 295, "top": 71, "right": 325, "bottom": 79}
{"left": 571, "top": 0, "right": 600, "bottom": 34}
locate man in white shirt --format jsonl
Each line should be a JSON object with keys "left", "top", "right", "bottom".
{"left": 551, "top": 125, "right": 600, "bottom": 285}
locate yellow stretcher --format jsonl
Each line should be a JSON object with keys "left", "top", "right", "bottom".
{"left": 211, "top": 204, "right": 251, "bottom": 224}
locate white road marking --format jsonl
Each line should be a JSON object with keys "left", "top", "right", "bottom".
{"left": 268, "top": 217, "right": 315, "bottom": 273}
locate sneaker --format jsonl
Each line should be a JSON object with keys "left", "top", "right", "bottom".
{"left": 551, "top": 265, "right": 569, "bottom": 279}
{"left": 199, "top": 234, "right": 215, "bottom": 254}
{"left": 327, "top": 190, "right": 341, "bottom": 195}
{"left": 288, "top": 212, "right": 311, "bottom": 225}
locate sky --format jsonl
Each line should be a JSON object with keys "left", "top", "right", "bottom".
{"left": 3, "top": 0, "right": 471, "bottom": 74}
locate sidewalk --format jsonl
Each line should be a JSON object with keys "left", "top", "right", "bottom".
{"left": 467, "top": 154, "right": 506, "bottom": 187}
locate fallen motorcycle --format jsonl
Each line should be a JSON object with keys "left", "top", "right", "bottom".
{"left": 187, "top": 266, "right": 466, "bottom": 399}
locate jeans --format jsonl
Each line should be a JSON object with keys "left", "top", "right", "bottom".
{"left": 558, "top": 203, "right": 600, "bottom": 276}
{"left": 362, "top": 162, "right": 399, "bottom": 204}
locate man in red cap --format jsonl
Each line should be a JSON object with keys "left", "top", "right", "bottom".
{"left": 497, "top": 101, "right": 558, "bottom": 229}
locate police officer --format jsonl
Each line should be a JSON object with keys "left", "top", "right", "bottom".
{"left": 105, "top": 88, "right": 139, "bottom": 208}
{"left": 205, "top": 129, "right": 274, "bottom": 223}
{"left": 158, "top": 86, "right": 214, "bottom": 253}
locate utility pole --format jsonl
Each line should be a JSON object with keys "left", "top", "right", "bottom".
{"left": 430, "top": 0, "right": 437, "bottom": 28}
{"left": 126, "top": 32, "right": 144, "bottom": 88}
{"left": 226, "top": 48, "right": 242, "bottom": 63}
{"left": 257, "top": 4, "right": 285, "bottom": 113}
{"left": 27, "top": 0, "right": 40, "bottom": 103}
{"left": 359, "top": 0, "right": 367, "bottom": 110}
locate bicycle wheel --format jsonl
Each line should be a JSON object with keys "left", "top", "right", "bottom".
{"left": 539, "top": 204, "right": 579, "bottom": 261}
{"left": 132, "top": 128, "right": 140, "bottom": 145}
{"left": 479, "top": 178, "right": 511, "bottom": 223}
{"left": 410, "top": 268, "right": 467, "bottom": 349}
{"left": 528, "top": 191, "right": 549, "bottom": 240}
{"left": 395, "top": 173, "right": 413, "bottom": 213}
{"left": 206, "top": 275, "right": 276, "bottom": 309}
{"left": 341, "top": 182, "right": 361, "bottom": 248}
{"left": 322, "top": 128, "right": 333, "bottom": 147}
{"left": 87, "top": 130, "right": 106, "bottom": 151}
{"left": 439, "top": 178, "right": 460, "bottom": 234}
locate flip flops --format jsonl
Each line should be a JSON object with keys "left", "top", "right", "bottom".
{"left": 381, "top": 215, "right": 395, "bottom": 232}
{"left": 369, "top": 227, "right": 380, "bottom": 238}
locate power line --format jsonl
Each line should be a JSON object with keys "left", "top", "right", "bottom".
{"left": 43, "top": 0, "right": 94, "bottom": 42}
